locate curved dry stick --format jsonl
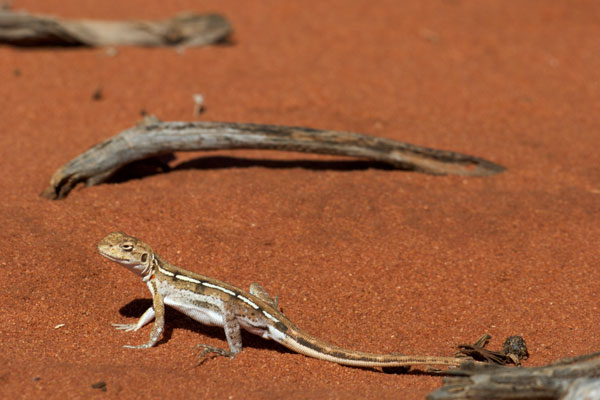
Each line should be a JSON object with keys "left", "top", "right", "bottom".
{"left": 427, "top": 351, "right": 600, "bottom": 400}
{"left": 41, "top": 116, "right": 505, "bottom": 199}
{"left": 0, "top": 9, "right": 230, "bottom": 47}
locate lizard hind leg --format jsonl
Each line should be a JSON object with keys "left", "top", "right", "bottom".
{"left": 249, "top": 282, "right": 279, "bottom": 309}
{"left": 195, "top": 344, "right": 235, "bottom": 365}
{"left": 195, "top": 299, "right": 243, "bottom": 366}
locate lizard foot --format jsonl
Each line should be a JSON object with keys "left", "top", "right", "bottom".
{"left": 123, "top": 343, "right": 153, "bottom": 349}
{"left": 112, "top": 323, "right": 138, "bottom": 332}
{"left": 194, "top": 344, "right": 234, "bottom": 366}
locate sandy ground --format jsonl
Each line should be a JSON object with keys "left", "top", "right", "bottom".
{"left": 1, "top": 0, "right": 599, "bottom": 398}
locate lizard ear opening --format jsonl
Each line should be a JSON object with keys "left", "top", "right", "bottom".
{"left": 141, "top": 253, "right": 148, "bottom": 263}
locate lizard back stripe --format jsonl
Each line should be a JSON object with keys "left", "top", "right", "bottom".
{"left": 261, "top": 310, "right": 279, "bottom": 323}
{"left": 157, "top": 266, "right": 175, "bottom": 277}
{"left": 157, "top": 265, "right": 239, "bottom": 297}
{"left": 202, "top": 281, "right": 237, "bottom": 296}
{"left": 176, "top": 274, "right": 201, "bottom": 284}
{"left": 156, "top": 264, "right": 265, "bottom": 313}
{"left": 236, "top": 295, "right": 260, "bottom": 310}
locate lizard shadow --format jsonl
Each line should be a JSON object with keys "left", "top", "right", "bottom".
{"left": 106, "top": 154, "right": 404, "bottom": 184}
{"left": 118, "top": 299, "right": 293, "bottom": 355}
{"left": 117, "top": 299, "right": 455, "bottom": 375}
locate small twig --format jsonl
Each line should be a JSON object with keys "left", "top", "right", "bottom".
{"left": 192, "top": 94, "right": 205, "bottom": 116}
{"left": 455, "top": 334, "right": 528, "bottom": 366}
{"left": 41, "top": 116, "right": 505, "bottom": 199}
{"left": 0, "top": 9, "right": 230, "bottom": 47}
{"left": 91, "top": 85, "right": 103, "bottom": 101}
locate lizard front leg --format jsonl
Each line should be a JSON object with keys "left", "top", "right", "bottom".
{"left": 123, "top": 280, "right": 165, "bottom": 349}
{"left": 196, "top": 299, "right": 242, "bottom": 363}
{"left": 112, "top": 306, "right": 155, "bottom": 332}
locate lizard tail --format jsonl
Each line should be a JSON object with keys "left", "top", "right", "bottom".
{"left": 279, "top": 327, "right": 466, "bottom": 368}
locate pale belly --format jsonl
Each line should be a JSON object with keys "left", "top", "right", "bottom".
{"left": 159, "top": 282, "right": 286, "bottom": 342}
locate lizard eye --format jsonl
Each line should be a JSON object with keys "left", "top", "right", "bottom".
{"left": 120, "top": 242, "right": 134, "bottom": 252}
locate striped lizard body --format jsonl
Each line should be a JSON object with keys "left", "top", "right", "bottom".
{"left": 98, "top": 232, "right": 468, "bottom": 369}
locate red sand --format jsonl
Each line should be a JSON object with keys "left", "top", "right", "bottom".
{"left": 1, "top": 0, "right": 599, "bottom": 398}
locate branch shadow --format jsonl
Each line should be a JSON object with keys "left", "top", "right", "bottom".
{"left": 4, "top": 36, "right": 236, "bottom": 49}
{"left": 106, "top": 154, "right": 407, "bottom": 184}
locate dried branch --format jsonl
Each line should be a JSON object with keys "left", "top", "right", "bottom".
{"left": 41, "top": 116, "right": 505, "bottom": 199}
{"left": 427, "top": 351, "right": 600, "bottom": 400}
{"left": 0, "top": 9, "right": 230, "bottom": 47}
{"left": 454, "top": 334, "right": 529, "bottom": 367}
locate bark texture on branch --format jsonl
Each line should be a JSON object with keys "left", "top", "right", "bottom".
{"left": 427, "top": 351, "right": 600, "bottom": 400}
{"left": 0, "top": 9, "right": 230, "bottom": 47}
{"left": 41, "top": 116, "right": 505, "bottom": 199}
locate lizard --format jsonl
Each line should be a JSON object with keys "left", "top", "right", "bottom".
{"left": 97, "top": 231, "right": 473, "bottom": 369}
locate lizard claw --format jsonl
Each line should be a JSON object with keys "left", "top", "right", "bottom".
{"left": 194, "top": 344, "right": 234, "bottom": 366}
{"left": 123, "top": 343, "right": 153, "bottom": 349}
{"left": 112, "top": 323, "right": 138, "bottom": 332}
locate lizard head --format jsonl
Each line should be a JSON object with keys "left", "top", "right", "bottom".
{"left": 98, "top": 232, "right": 154, "bottom": 278}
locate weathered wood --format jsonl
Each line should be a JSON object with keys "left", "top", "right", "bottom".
{"left": 0, "top": 9, "right": 230, "bottom": 47}
{"left": 41, "top": 116, "right": 505, "bottom": 199}
{"left": 427, "top": 351, "right": 600, "bottom": 400}
{"left": 454, "top": 334, "right": 529, "bottom": 367}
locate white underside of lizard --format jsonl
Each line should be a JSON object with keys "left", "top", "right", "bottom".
{"left": 153, "top": 279, "right": 286, "bottom": 342}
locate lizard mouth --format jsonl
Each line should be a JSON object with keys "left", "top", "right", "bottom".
{"left": 99, "top": 252, "right": 132, "bottom": 265}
